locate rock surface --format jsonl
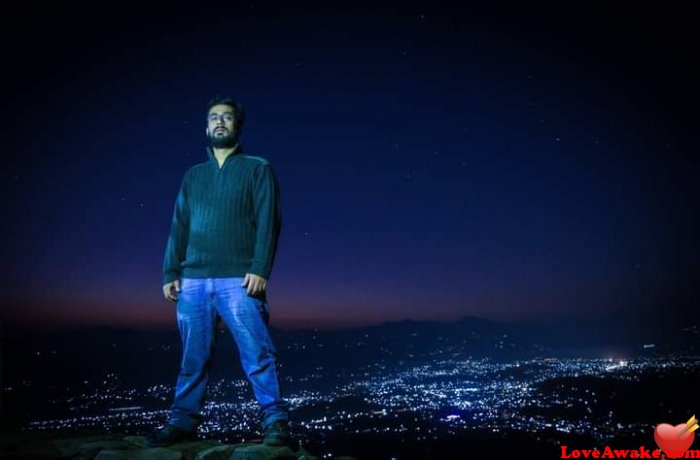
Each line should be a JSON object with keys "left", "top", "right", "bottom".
{"left": 0, "top": 433, "right": 358, "bottom": 460}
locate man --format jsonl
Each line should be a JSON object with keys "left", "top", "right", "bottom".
{"left": 147, "top": 97, "right": 290, "bottom": 447}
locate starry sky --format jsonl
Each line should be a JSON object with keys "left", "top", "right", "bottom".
{"left": 3, "top": 3, "right": 698, "bottom": 332}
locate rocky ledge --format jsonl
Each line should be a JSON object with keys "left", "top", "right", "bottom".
{"left": 0, "top": 432, "right": 358, "bottom": 460}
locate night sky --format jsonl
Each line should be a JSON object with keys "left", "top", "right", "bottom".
{"left": 3, "top": 3, "right": 697, "bottom": 332}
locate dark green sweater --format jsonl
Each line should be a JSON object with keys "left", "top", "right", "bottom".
{"left": 162, "top": 145, "right": 282, "bottom": 285}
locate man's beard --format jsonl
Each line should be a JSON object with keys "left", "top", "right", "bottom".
{"left": 207, "top": 130, "right": 239, "bottom": 148}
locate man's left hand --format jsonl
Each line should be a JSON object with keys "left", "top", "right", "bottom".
{"left": 242, "top": 273, "right": 268, "bottom": 296}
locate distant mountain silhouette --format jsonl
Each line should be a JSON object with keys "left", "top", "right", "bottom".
{"left": 2, "top": 316, "right": 697, "bottom": 390}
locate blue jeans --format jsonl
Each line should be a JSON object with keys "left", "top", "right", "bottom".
{"left": 168, "top": 277, "right": 289, "bottom": 431}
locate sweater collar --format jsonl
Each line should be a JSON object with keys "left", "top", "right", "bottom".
{"left": 207, "top": 143, "right": 243, "bottom": 168}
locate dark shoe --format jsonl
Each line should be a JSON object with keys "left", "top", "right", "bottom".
{"left": 146, "top": 424, "right": 197, "bottom": 447}
{"left": 263, "top": 421, "right": 291, "bottom": 447}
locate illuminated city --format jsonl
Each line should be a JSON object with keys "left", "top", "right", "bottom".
{"left": 11, "top": 354, "right": 697, "bottom": 451}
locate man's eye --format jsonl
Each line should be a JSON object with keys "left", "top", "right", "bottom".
{"left": 208, "top": 114, "right": 235, "bottom": 122}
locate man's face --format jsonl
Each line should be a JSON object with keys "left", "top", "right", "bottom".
{"left": 206, "top": 104, "right": 238, "bottom": 148}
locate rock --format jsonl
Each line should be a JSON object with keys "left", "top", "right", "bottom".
{"left": 77, "top": 440, "right": 133, "bottom": 459}
{"left": 95, "top": 447, "right": 183, "bottom": 460}
{"left": 230, "top": 443, "right": 297, "bottom": 460}
{"left": 195, "top": 444, "right": 236, "bottom": 460}
{"left": 167, "top": 440, "right": 226, "bottom": 459}
{"left": 52, "top": 434, "right": 124, "bottom": 458}
{"left": 295, "top": 446, "right": 319, "bottom": 460}
{"left": 0, "top": 432, "right": 355, "bottom": 460}
{"left": 123, "top": 436, "right": 149, "bottom": 448}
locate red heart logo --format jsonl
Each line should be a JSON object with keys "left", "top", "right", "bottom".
{"left": 654, "top": 423, "right": 695, "bottom": 459}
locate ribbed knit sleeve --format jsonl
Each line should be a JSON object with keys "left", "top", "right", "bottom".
{"left": 248, "top": 163, "right": 282, "bottom": 279}
{"left": 162, "top": 173, "right": 190, "bottom": 285}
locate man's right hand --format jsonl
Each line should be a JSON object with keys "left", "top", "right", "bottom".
{"left": 163, "top": 280, "right": 181, "bottom": 302}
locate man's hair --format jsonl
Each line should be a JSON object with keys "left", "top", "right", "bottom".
{"left": 206, "top": 96, "right": 245, "bottom": 132}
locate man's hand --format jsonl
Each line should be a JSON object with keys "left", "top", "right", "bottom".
{"left": 163, "top": 280, "right": 181, "bottom": 302}
{"left": 242, "top": 273, "right": 267, "bottom": 296}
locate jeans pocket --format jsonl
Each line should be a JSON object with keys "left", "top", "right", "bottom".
{"left": 260, "top": 300, "right": 270, "bottom": 316}
{"left": 257, "top": 299, "right": 270, "bottom": 323}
